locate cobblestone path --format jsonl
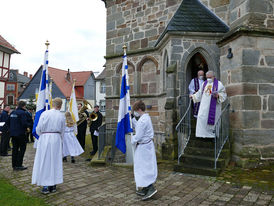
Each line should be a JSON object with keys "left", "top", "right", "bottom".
{"left": 0, "top": 144, "right": 273, "bottom": 206}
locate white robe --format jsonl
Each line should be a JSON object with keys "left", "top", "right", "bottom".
{"left": 192, "top": 80, "right": 227, "bottom": 138}
{"left": 188, "top": 78, "right": 204, "bottom": 95}
{"left": 131, "top": 113, "right": 157, "bottom": 188}
{"left": 32, "top": 109, "right": 65, "bottom": 186}
{"left": 63, "top": 125, "right": 84, "bottom": 157}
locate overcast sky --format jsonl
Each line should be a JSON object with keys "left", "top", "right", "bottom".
{"left": 1, "top": 0, "right": 106, "bottom": 76}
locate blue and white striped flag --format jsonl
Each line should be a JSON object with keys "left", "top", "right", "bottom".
{"left": 32, "top": 49, "right": 50, "bottom": 139}
{"left": 115, "top": 50, "right": 133, "bottom": 154}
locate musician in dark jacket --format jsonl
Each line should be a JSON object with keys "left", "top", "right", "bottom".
{"left": 6, "top": 101, "right": 31, "bottom": 170}
{"left": 0, "top": 105, "right": 11, "bottom": 156}
{"left": 89, "top": 105, "right": 102, "bottom": 156}
{"left": 77, "top": 103, "right": 89, "bottom": 150}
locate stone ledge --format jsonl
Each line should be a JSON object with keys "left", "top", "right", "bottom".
{"left": 217, "top": 26, "right": 274, "bottom": 47}
{"left": 106, "top": 92, "right": 166, "bottom": 99}
{"left": 104, "top": 47, "right": 157, "bottom": 60}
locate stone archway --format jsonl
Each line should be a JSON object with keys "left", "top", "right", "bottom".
{"left": 180, "top": 46, "right": 219, "bottom": 96}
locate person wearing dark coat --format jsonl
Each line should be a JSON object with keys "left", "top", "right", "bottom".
{"left": 6, "top": 101, "right": 31, "bottom": 170}
{"left": 0, "top": 105, "right": 11, "bottom": 156}
{"left": 26, "top": 109, "right": 34, "bottom": 143}
{"left": 76, "top": 103, "right": 89, "bottom": 150}
{"left": 89, "top": 105, "right": 102, "bottom": 156}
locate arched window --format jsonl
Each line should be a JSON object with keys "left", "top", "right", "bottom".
{"left": 114, "top": 61, "right": 135, "bottom": 96}
{"left": 137, "top": 56, "right": 159, "bottom": 95}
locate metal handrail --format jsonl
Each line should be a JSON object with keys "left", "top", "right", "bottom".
{"left": 176, "top": 96, "right": 192, "bottom": 164}
{"left": 175, "top": 100, "right": 192, "bottom": 131}
{"left": 213, "top": 103, "right": 230, "bottom": 169}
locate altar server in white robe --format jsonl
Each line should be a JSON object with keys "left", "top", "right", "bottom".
{"left": 62, "top": 111, "right": 84, "bottom": 163}
{"left": 190, "top": 71, "right": 227, "bottom": 138}
{"left": 32, "top": 98, "right": 65, "bottom": 194}
{"left": 131, "top": 100, "right": 158, "bottom": 201}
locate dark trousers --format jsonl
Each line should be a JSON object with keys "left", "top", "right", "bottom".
{"left": 0, "top": 132, "right": 10, "bottom": 155}
{"left": 26, "top": 129, "right": 34, "bottom": 143}
{"left": 11, "top": 135, "right": 27, "bottom": 168}
{"left": 91, "top": 131, "right": 98, "bottom": 153}
{"left": 77, "top": 123, "right": 87, "bottom": 150}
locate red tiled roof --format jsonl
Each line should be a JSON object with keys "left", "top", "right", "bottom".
{"left": 48, "top": 67, "right": 93, "bottom": 99}
{"left": 0, "top": 35, "right": 20, "bottom": 54}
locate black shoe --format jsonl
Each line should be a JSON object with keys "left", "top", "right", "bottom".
{"left": 49, "top": 185, "right": 56, "bottom": 193}
{"left": 136, "top": 187, "right": 148, "bottom": 196}
{"left": 63, "top": 157, "right": 67, "bottom": 162}
{"left": 142, "top": 185, "right": 157, "bottom": 201}
{"left": 85, "top": 158, "right": 91, "bottom": 162}
{"left": 90, "top": 151, "right": 96, "bottom": 156}
{"left": 0, "top": 154, "right": 11, "bottom": 156}
{"left": 41, "top": 186, "right": 50, "bottom": 194}
{"left": 15, "top": 166, "right": 28, "bottom": 171}
{"left": 71, "top": 157, "right": 75, "bottom": 163}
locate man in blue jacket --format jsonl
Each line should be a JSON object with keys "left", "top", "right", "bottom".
{"left": 6, "top": 101, "right": 31, "bottom": 170}
{"left": 0, "top": 105, "right": 11, "bottom": 156}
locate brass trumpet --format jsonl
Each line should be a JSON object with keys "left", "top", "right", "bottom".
{"left": 77, "top": 99, "right": 92, "bottom": 126}
{"left": 90, "top": 112, "right": 98, "bottom": 121}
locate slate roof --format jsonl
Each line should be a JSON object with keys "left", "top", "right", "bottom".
{"left": 17, "top": 73, "right": 30, "bottom": 84}
{"left": 155, "top": 0, "right": 229, "bottom": 46}
{"left": 0, "top": 35, "right": 20, "bottom": 54}
{"left": 95, "top": 68, "right": 106, "bottom": 80}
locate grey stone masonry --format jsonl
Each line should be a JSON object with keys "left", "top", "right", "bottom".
{"left": 104, "top": 0, "right": 231, "bottom": 56}
{"left": 105, "top": 0, "right": 183, "bottom": 55}
{"left": 219, "top": 33, "right": 274, "bottom": 167}
{"left": 229, "top": 0, "right": 274, "bottom": 29}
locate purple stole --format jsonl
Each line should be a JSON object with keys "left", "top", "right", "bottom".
{"left": 202, "top": 78, "right": 219, "bottom": 125}
{"left": 193, "top": 78, "right": 200, "bottom": 116}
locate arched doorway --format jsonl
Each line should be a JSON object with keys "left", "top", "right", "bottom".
{"left": 185, "top": 52, "right": 208, "bottom": 94}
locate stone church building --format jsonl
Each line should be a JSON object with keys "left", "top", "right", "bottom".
{"left": 101, "top": 0, "right": 274, "bottom": 171}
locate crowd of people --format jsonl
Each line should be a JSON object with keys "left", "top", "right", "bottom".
{"left": 0, "top": 98, "right": 103, "bottom": 193}
{"left": 0, "top": 70, "right": 226, "bottom": 201}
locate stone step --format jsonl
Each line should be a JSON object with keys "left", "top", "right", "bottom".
{"left": 181, "top": 154, "right": 226, "bottom": 168}
{"left": 184, "top": 147, "right": 230, "bottom": 159}
{"left": 188, "top": 138, "right": 215, "bottom": 148}
{"left": 174, "top": 163, "right": 221, "bottom": 176}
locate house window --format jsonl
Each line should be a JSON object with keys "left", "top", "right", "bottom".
{"left": 100, "top": 82, "right": 106, "bottom": 93}
{"left": 100, "top": 100, "right": 106, "bottom": 112}
{"left": 7, "top": 84, "right": 15, "bottom": 91}
{"left": 7, "top": 95, "right": 14, "bottom": 105}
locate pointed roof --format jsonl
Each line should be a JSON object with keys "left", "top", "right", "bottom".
{"left": 155, "top": 0, "right": 229, "bottom": 46}
{"left": 95, "top": 68, "right": 106, "bottom": 80}
{"left": 48, "top": 67, "right": 93, "bottom": 99}
{"left": 0, "top": 35, "right": 20, "bottom": 54}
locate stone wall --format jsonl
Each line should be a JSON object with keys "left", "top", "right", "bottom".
{"left": 228, "top": 0, "right": 274, "bottom": 29}
{"left": 219, "top": 35, "right": 274, "bottom": 167}
{"left": 201, "top": 0, "right": 230, "bottom": 24}
{"left": 105, "top": 0, "right": 183, "bottom": 56}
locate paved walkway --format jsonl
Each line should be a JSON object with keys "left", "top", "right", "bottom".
{"left": 0, "top": 144, "right": 273, "bottom": 206}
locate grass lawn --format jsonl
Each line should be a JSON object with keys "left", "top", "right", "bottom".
{"left": 0, "top": 176, "right": 49, "bottom": 206}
